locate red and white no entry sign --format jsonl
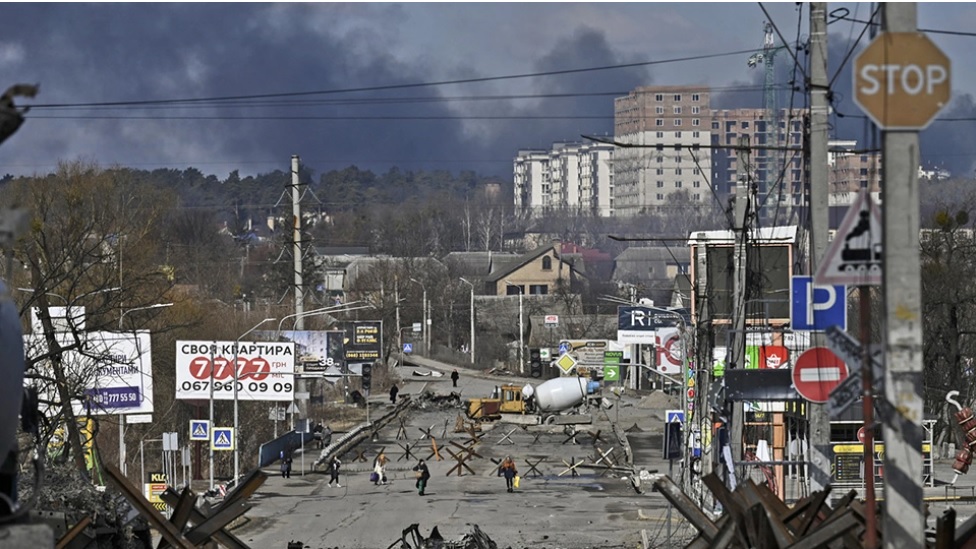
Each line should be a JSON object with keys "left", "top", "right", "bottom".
{"left": 793, "top": 347, "right": 849, "bottom": 403}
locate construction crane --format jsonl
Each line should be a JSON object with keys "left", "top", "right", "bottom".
{"left": 747, "top": 22, "right": 787, "bottom": 222}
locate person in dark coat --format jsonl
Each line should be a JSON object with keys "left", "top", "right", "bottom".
{"left": 280, "top": 451, "right": 293, "bottom": 479}
{"left": 412, "top": 459, "right": 430, "bottom": 496}
{"left": 327, "top": 456, "right": 341, "bottom": 487}
{"left": 390, "top": 384, "right": 399, "bottom": 404}
{"left": 451, "top": 369, "right": 459, "bottom": 387}
{"left": 498, "top": 455, "right": 518, "bottom": 492}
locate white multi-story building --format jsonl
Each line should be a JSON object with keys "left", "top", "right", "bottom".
{"left": 613, "top": 86, "right": 713, "bottom": 216}
{"left": 514, "top": 142, "right": 614, "bottom": 217}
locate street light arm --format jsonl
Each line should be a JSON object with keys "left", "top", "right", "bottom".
{"left": 274, "top": 301, "right": 366, "bottom": 339}
{"left": 119, "top": 302, "right": 173, "bottom": 331}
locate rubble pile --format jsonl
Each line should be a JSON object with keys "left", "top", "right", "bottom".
{"left": 394, "top": 523, "right": 497, "bottom": 549}
{"left": 413, "top": 391, "right": 463, "bottom": 410}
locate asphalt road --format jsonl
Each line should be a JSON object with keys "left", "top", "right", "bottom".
{"left": 233, "top": 361, "right": 682, "bottom": 549}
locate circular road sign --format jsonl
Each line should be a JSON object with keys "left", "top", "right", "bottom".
{"left": 853, "top": 32, "right": 951, "bottom": 130}
{"left": 857, "top": 427, "right": 867, "bottom": 444}
{"left": 793, "top": 347, "right": 849, "bottom": 403}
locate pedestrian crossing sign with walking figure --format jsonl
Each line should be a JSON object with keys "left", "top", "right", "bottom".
{"left": 189, "top": 419, "right": 210, "bottom": 441}
{"left": 212, "top": 427, "right": 235, "bottom": 451}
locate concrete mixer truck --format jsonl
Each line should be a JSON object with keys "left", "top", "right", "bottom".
{"left": 466, "top": 377, "right": 601, "bottom": 425}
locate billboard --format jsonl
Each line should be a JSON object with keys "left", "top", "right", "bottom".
{"left": 258, "top": 330, "right": 345, "bottom": 374}
{"left": 25, "top": 331, "right": 154, "bottom": 416}
{"left": 617, "top": 306, "right": 682, "bottom": 345}
{"left": 175, "top": 341, "right": 295, "bottom": 401}
{"left": 341, "top": 321, "right": 383, "bottom": 363}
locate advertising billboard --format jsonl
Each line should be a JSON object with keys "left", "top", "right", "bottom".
{"left": 175, "top": 341, "right": 295, "bottom": 401}
{"left": 341, "top": 321, "right": 383, "bottom": 364}
{"left": 25, "top": 331, "right": 154, "bottom": 416}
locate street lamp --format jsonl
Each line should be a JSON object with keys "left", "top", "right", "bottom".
{"left": 504, "top": 281, "right": 524, "bottom": 375}
{"left": 117, "top": 302, "right": 173, "bottom": 476}
{"left": 234, "top": 317, "right": 276, "bottom": 485}
{"left": 459, "top": 278, "right": 475, "bottom": 365}
{"left": 18, "top": 286, "right": 122, "bottom": 332}
{"left": 409, "top": 278, "right": 428, "bottom": 356}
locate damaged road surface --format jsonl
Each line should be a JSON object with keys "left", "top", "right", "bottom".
{"left": 235, "top": 371, "right": 669, "bottom": 549}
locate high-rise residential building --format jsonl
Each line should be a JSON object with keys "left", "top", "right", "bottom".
{"left": 709, "top": 108, "right": 806, "bottom": 224}
{"left": 514, "top": 142, "right": 614, "bottom": 217}
{"left": 612, "top": 86, "right": 713, "bottom": 216}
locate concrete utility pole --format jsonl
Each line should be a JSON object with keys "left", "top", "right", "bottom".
{"left": 291, "top": 155, "right": 307, "bottom": 419}
{"left": 693, "top": 238, "right": 712, "bottom": 498}
{"left": 881, "top": 4, "right": 926, "bottom": 547}
{"left": 807, "top": 1, "right": 834, "bottom": 498}
{"left": 729, "top": 135, "right": 750, "bottom": 476}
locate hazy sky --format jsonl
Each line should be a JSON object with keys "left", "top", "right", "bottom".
{"left": 1, "top": 3, "right": 974, "bottom": 180}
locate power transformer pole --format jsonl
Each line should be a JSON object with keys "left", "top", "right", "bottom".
{"left": 291, "top": 155, "right": 307, "bottom": 419}
{"left": 807, "top": 1, "right": 833, "bottom": 497}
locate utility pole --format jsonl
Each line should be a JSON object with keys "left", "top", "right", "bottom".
{"left": 807, "top": 1, "right": 834, "bottom": 500}
{"left": 291, "top": 155, "right": 307, "bottom": 420}
{"left": 881, "top": 4, "right": 926, "bottom": 546}
{"left": 694, "top": 238, "right": 712, "bottom": 500}
{"left": 729, "top": 135, "right": 750, "bottom": 479}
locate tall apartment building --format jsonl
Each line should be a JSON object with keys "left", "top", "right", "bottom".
{"left": 612, "top": 86, "right": 713, "bottom": 216}
{"left": 514, "top": 142, "right": 614, "bottom": 216}
{"left": 710, "top": 108, "right": 806, "bottom": 223}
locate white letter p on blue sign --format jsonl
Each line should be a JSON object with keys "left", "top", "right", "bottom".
{"left": 790, "top": 276, "right": 846, "bottom": 331}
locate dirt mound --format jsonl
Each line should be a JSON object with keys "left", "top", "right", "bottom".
{"left": 636, "top": 391, "right": 678, "bottom": 410}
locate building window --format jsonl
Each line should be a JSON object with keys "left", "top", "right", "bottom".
{"left": 656, "top": 106, "right": 664, "bottom": 114}
{"left": 674, "top": 119, "right": 682, "bottom": 126}
{"left": 656, "top": 168, "right": 664, "bottom": 175}
{"left": 529, "top": 284, "right": 548, "bottom": 295}
{"left": 675, "top": 181, "right": 683, "bottom": 188}
{"left": 674, "top": 94, "right": 681, "bottom": 101}
{"left": 657, "top": 181, "right": 664, "bottom": 188}
{"left": 712, "top": 121, "right": 720, "bottom": 129}
{"left": 656, "top": 193, "right": 664, "bottom": 200}
{"left": 692, "top": 106, "right": 700, "bottom": 114}
{"left": 675, "top": 168, "right": 683, "bottom": 175}
{"left": 656, "top": 131, "right": 664, "bottom": 138}
{"left": 742, "top": 121, "right": 750, "bottom": 129}
{"left": 675, "top": 132, "right": 682, "bottom": 139}
{"left": 692, "top": 93, "right": 700, "bottom": 101}
{"left": 693, "top": 193, "right": 701, "bottom": 200}
{"left": 541, "top": 256, "right": 552, "bottom": 270}
{"left": 673, "top": 106, "right": 682, "bottom": 114}
{"left": 692, "top": 118, "right": 700, "bottom": 127}
{"left": 655, "top": 94, "right": 663, "bottom": 101}
{"left": 506, "top": 285, "right": 524, "bottom": 296}
{"left": 656, "top": 119, "right": 664, "bottom": 127}
{"left": 694, "top": 180, "right": 701, "bottom": 188}
{"left": 693, "top": 168, "right": 700, "bottom": 175}
{"left": 693, "top": 131, "right": 700, "bottom": 138}
{"left": 657, "top": 156, "right": 664, "bottom": 163}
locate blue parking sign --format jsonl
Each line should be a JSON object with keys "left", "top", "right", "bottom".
{"left": 791, "top": 276, "right": 846, "bottom": 331}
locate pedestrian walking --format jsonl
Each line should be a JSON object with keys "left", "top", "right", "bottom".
{"left": 280, "top": 451, "right": 293, "bottom": 479}
{"left": 372, "top": 451, "right": 389, "bottom": 485}
{"left": 412, "top": 459, "right": 430, "bottom": 496}
{"left": 390, "top": 384, "right": 399, "bottom": 405}
{"left": 327, "top": 456, "right": 342, "bottom": 487}
{"left": 451, "top": 369, "right": 459, "bottom": 387}
{"left": 498, "top": 455, "right": 518, "bottom": 492}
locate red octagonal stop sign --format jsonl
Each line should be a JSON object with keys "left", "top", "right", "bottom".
{"left": 793, "top": 347, "right": 849, "bottom": 403}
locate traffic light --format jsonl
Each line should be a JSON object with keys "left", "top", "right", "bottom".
{"left": 361, "top": 363, "right": 372, "bottom": 393}
{"left": 529, "top": 348, "right": 542, "bottom": 378}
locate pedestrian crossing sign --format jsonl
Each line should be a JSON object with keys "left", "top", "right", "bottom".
{"left": 212, "top": 427, "right": 234, "bottom": 451}
{"left": 189, "top": 420, "right": 210, "bottom": 441}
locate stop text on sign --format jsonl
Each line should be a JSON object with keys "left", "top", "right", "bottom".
{"left": 858, "top": 64, "right": 947, "bottom": 96}
{"left": 175, "top": 340, "right": 295, "bottom": 401}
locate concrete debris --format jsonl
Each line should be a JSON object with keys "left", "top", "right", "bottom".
{"left": 414, "top": 391, "right": 463, "bottom": 410}
{"left": 395, "top": 523, "right": 497, "bottom": 549}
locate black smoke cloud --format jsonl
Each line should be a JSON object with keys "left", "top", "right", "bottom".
{"left": 0, "top": 5, "right": 650, "bottom": 180}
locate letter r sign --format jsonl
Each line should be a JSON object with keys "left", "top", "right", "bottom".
{"left": 790, "top": 276, "right": 847, "bottom": 332}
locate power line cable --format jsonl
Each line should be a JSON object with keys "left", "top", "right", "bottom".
{"left": 27, "top": 49, "right": 760, "bottom": 109}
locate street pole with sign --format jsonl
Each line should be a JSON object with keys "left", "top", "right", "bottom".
{"left": 233, "top": 318, "right": 275, "bottom": 486}
{"left": 852, "top": 5, "right": 949, "bottom": 545}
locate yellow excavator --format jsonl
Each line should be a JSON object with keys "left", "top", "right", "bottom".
{"left": 466, "top": 384, "right": 527, "bottom": 421}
